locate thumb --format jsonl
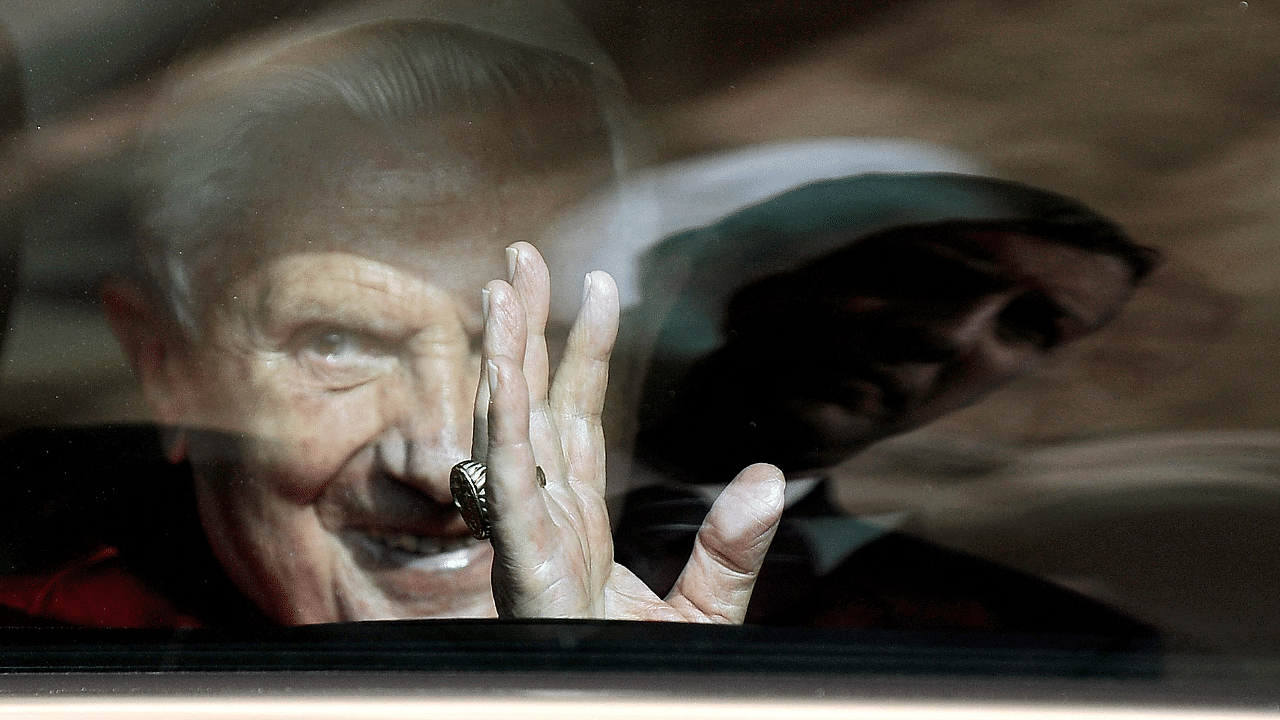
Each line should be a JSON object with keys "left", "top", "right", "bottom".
{"left": 664, "top": 463, "right": 785, "bottom": 623}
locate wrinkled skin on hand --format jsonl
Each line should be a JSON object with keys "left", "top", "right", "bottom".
{"left": 479, "top": 242, "right": 785, "bottom": 622}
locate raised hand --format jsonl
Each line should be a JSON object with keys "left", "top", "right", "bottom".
{"left": 473, "top": 242, "right": 785, "bottom": 622}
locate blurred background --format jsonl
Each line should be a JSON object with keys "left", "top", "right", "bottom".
{"left": 0, "top": 0, "right": 1277, "bottom": 659}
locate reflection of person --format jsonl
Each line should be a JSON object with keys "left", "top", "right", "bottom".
{"left": 634, "top": 173, "right": 1157, "bottom": 484}
{"left": 0, "top": 10, "right": 784, "bottom": 627}
{"left": 614, "top": 171, "right": 1161, "bottom": 634}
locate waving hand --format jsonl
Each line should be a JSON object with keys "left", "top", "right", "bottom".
{"left": 472, "top": 242, "right": 785, "bottom": 622}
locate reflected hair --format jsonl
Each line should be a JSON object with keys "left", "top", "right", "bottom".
{"left": 814, "top": 217, "right": 1159, "bottom": 285}
{"left": 131, "top": 19, "right": 635, "bottom": 336}
{"left": 638, "top": 172, "right": 1161, "bottom": 364}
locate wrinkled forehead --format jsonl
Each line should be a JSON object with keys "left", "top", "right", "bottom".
{"left": 243, "top": 118, "right": 613, "bottom": 298}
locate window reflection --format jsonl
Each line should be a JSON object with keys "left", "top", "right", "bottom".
{"left": 0, "top": 0, "right": 1273, "bottom": 667}
{"left": 550, "top": 156, "right": 1154, "bottom": 638}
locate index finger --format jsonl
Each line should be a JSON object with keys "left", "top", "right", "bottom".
{"left": 472, "top": 279, "right": 527, "bottom": 461}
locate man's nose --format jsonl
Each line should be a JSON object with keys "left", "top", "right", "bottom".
{"left": 376, "top": 361, "right": 476, "bottom": 506}
{"left": 885, "top": 294, "right": 1012, "bottom": 364}
{"left": 922, "top": 293, "right": 1050, "bottom": 383}
{"left": 934, "top": 296, "right": 1007, "bottom": 356}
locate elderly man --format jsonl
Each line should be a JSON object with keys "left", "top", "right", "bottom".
{"left": 611, "top": 170, "right": 1160, "bottom": 635}
{"left": 0, "top": 9, "right": 784, "bottom": 627}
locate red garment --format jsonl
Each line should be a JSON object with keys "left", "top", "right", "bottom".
{"left": 0, "top": 545, "right": 202, "bottom": 628}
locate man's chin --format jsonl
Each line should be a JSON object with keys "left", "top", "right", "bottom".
{"left": 770, "top": 397, "right": 890, "bottom": 473}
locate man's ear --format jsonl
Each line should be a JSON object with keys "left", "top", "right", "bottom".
{"left": 100, "top": 277, "right": 190, "bottom": 434}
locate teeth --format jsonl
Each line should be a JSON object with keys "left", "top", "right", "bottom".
{"left": 365, "top": 530, "right": 478, "bottom": 556}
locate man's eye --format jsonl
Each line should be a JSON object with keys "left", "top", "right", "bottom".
{"left": 311, "top": 330, "right": 363, "bottom": 358}
{"left": 294, "top": 327, "right": 395, "bottom": 389}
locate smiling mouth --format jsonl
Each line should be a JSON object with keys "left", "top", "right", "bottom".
{"left": 364, "top": 528, "right": 481, "bottom": 556}
{"left": 342, "top": 527, "right": 486, "bottom": 571}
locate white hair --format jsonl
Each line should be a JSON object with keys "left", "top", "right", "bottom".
{"left": 130, "top": 17, "right": 637, "bottom": 335}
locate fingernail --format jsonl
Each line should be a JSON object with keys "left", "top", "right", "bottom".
{"left": 506, "top": 246, "right": 519, "bottom": 282}
{"left": 582, "top": 272, "right": 594, "bottom": 305}
{"left": 486, "top": 359, "right": 498, "bottom": 394}
{"left": 481, "top": 286, "right": 491, "bottom": 321}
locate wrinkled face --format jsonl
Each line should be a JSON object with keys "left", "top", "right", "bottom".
{"left": 674, "top": 230, "right": 1135, "bottom": 474}
{"left": 150, "top": 163, "right": 602, "bottom": 623}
